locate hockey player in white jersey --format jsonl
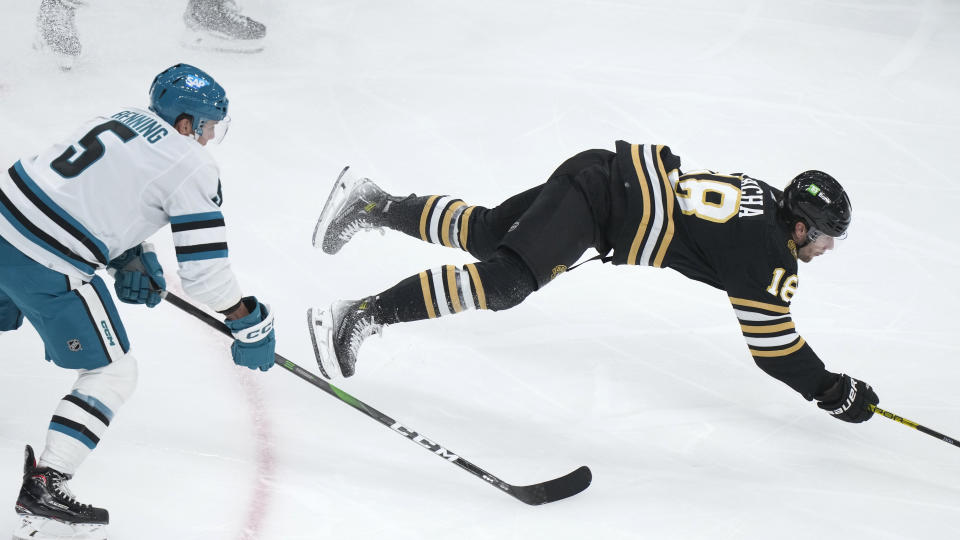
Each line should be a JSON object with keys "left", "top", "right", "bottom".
{"left": 0, "top": 63, "right": 276, "bottom": 539}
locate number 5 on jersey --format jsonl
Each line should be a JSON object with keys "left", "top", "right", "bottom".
{"left": 51, "top": 121, "right": 138, "bottom": 178}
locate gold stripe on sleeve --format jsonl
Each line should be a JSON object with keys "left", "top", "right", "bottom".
{"left": 419, "top": 195, "right": 440, "bottom": 242}
{"left": 626, "top": 144, "right": 652, "bottom": 265}
{"left": 465, "top": 263, "right": 487, "bottom": 310}
{"left": 458, "top": 206, "right": 476, "bottom": 251}
{"left": 419, "top": 271, "right": 437, "bottom": 319}
{"left": 440, "top": 201, "right": 466, "bottom": 248}
{"left": 652, "top": 145, "right": 676, "bottom": 268}
{"left": 749, "top": 337, "right": 806, "bottom": 357}
{"left": 740, "top": 321, "right": 796, "bottom": 334}
{"left": 729, "top": 296, "right": 791, "bottom": 314}
{"left": 446, "top": 265, "right": 463, "bottom": 313}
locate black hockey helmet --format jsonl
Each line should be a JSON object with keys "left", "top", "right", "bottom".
{"left": 780, "top": 170, "right": 851, "bottom": 237}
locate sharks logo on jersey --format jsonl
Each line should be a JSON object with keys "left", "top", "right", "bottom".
{"left": 213, "top": 180, "right": 223, "bottom": 207}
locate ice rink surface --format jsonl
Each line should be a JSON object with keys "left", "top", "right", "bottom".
{"left": 1, "top": 0, "right": 959, "bottom": 538}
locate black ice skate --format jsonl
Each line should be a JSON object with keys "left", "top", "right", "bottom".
{"left": 308, "top": 298, "right": 383, "bottom": 379}
{"left": 14, "top": 445, "right": 108, "bottom": 540}
{"left": 182, "top": 0, "right": 266, "bottom": 53}
{"left": 34, "top": 0, "right": 84, "bottom": 70}
{"left": 312, "top": 166, "right": 400, "bottom": 255}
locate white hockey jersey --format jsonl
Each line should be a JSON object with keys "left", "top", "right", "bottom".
{"left": 0, "top": 107, "right": 242, "bottom": 312}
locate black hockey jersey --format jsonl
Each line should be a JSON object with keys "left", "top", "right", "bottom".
{"left": 610, "top": 141, "right": 834, "bottom": 399}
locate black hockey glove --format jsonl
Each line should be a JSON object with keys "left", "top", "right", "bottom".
{"left": 814, "top": 374, "right": 878, "bottom": 423}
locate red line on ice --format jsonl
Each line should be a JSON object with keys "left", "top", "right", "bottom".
{"left": 237, "top": 369, "right": 274, "bottom": 540}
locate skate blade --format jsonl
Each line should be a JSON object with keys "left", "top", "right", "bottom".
{"left": 180, "top": 29, "right": 264, "bottom": 54}
{"left": 311, "top": 166, "right": 358, "bottom": 252}
{"left": 13, "top": 515, "right": 107, "bottom": 540}
{"left": 307, "top": 307, "right": 341, "bottom": 379}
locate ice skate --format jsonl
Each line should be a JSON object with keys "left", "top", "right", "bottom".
{"left": 312, "top": 167, "right": 396, "bottom": 255}
{"left": 307, "top": 298, "right": 383, "bottom": 379}
{"left": 182, "top": 0, "right": 266, "bottom": 53}
{"left": 13, "top": 445, "right": 108, "bottom": 540}
{"left": 34, "top": 0, "right": 85, "bottom": 71}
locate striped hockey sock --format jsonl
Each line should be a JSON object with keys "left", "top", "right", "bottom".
{"left": 375, "top": 251, "right": 536, "bottom": 324}
{"left": 38, "top": 354, "right": 136, "bottom": 475}
{"left": 386, "top": 195, "right": 479, "bottom": 252}
{"left": 41, "top": 391, "right": 114, "bottom": 475}
{"left": 377, "top": 264, "right": 487, "bottom": 324}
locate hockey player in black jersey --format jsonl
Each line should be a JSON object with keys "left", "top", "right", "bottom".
{"left": 308, "top": 143, "right": 877, "bottom": 424}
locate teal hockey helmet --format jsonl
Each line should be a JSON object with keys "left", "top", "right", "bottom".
{"left": 148, "top": 63, "right": 229, "bottom": 142}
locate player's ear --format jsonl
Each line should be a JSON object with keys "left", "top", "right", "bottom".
{"left": 174, "top": 117, "right": 193, "bottom": 136}
{"left": 793, "top": 221, "right": 807, "bottom": 242}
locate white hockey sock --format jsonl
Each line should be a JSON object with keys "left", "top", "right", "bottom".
{"left": 38, "top": 353, "right": 138, "bottom": 475}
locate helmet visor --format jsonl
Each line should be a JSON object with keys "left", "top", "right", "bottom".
{"left": 197, "top": 115, "right": 231, "bottom": 145}
{"left": 806, "top": 227, "right": 844, "bottom": 250}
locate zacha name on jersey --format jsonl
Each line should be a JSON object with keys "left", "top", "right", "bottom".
{"left": 110, "top": 110, "right": 169, "bottom": 144}
{"left": 739, "top": 176, "right": 764, "bottom": 218}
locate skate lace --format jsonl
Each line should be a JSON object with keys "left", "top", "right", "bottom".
{"left": 50, "top": 474, "right": 91, "bottom": 510}
{"left": 338, "top": 217, "right": 382, "bottom": 241}
{"left": 222, "top": 0, "right": 247, "bottom": 24}
{"left": 347, "top": 315, "right": 382, "bottom": 358}
{"left": 336, "top": 186, "right": 387, "bottom": 241}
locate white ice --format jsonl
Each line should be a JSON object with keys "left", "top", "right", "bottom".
{"left": 1, "top": 0, "right": 959, "bottom": 538}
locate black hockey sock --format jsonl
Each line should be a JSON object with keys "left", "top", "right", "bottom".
{"left": 382, "top": 195, "right": 481, "bottom": 252}
{"left": 375, "top": 249, "right": 537, "bottom": 324}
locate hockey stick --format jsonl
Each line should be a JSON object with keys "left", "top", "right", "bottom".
{"left": 162, "top": 291, "right": 592, "bottom": 505}
{"left": 869, "top": 404, "right": 960, "bottom": 449}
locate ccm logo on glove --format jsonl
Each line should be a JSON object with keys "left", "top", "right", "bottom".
{"left": 223, "top": 296, "right": 276, "bottom": 371}
{"left": 240, "top": 320, "right": 274, "bottom": 342}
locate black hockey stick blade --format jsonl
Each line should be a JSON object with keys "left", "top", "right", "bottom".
{"left": 163, "top": 292, "right": 592, "bottom": 505}
{"left": 508, "top": 465, "right": 592, "bottom": 505}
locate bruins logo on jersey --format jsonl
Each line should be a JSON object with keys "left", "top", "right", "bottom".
{"left": 787, "top": 239, "right": 798, "bottom": 259}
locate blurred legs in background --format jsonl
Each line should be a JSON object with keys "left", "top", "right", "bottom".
{"left": 34, "top": 0, "right": 84, "bottom": 69}
{"left": 182, "top": 0, "right": 267, "bottom": 53}
{"left": 34, "top": 0, "right": 267, "bottom": 70}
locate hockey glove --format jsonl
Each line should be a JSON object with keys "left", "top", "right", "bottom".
{"left": 815, "top": 373, "right": 878, "bottom": 423}
{"left": 107, "top": 243, "right": 166, "bottom": 308}
{"left": 223, "top": 296, "right": 275, "bottom": 372}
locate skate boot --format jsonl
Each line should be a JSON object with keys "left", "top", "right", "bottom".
{"left": 13, "top": 445, "right": 108, "bottom": 540}
{"left": 182, "top": 0, "right": 266, "bottom": 53}
{"left": 308, "top": 298, "right": 383, "bottom": 379}
{"left": 34, "top": 0, "right": 85, "bottom": 70}
{"left": 312, "top": 166, "right": 402, "bottom": 255}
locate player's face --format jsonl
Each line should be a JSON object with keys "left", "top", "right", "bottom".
{"left": 197, "top": 121, "right": 216, "bottom": 146}
{"left": 173, "top": 116, "right": 230, "bottom": 145}
{"left": 797, "top": 228, "right": 835, "bottom": 263}
{"left": 197, "top": 117, "right": 231, "bottom": 145}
